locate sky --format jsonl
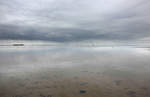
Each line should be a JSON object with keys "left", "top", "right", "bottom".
{"left": 0, "top": 0, "right": 150, "bottom": 43}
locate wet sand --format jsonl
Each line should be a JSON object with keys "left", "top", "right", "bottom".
{"left": 0, "top": 46, "right": 150, "bottom": 97}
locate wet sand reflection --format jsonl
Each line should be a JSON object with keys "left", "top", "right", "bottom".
{"left": 0, "top": 47, "right": 150, "bottom": 97}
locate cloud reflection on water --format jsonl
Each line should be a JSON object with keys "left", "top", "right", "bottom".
{"left": 0, "top": 46, "right": 150, "bottom": 75}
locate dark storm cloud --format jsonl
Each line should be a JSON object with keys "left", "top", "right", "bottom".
{"left": 0, "top": 0, "right": 150, "bottom": 42}
{"left": 0, "top": 24, "right": 129, "bottom": 42}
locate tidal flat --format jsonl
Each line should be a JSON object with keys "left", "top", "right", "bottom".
{"left": 0, "top": 46, "right": 150, "bottom": 97}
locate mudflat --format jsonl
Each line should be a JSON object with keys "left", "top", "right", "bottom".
{"left": 0, "top": 46, "right": 150, "bottom": 97}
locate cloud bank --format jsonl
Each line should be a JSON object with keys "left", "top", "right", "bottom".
{"left": 0, "top": 0, "right": 150, "bottom": 42}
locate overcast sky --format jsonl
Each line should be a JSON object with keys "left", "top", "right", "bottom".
{"left": 0, "top": 0, "right": 150, "bottom": 43}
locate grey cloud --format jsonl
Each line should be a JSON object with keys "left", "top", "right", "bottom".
{"left": 0, "top": 24, "right": 137, "bottom": 42}
{"left": 0, "top": 0, "right": 150, "bottom": 42}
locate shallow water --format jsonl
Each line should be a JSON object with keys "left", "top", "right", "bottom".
{"left": 0, "top": 46, "right": 150, "bottom": 97}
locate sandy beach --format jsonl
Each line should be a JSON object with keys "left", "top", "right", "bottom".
{"left": 0, "top": 46, "right": 150, "bottom": 97}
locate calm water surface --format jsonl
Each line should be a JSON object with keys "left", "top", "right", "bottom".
{"left": 0, "top": 46, "right": 150, "bottom": 97}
